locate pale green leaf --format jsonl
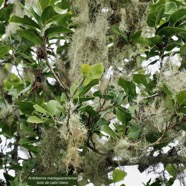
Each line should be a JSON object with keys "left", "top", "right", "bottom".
{"left": 101, "top": 125, "right": 117, "bottom": 139}
{"left": 84, "top": 63, "right": 104, "bottom": 85}
{"left": 33, "top": 104, "right": 48, "bottom": 114}
{"left": 27, "top": 116, "right": 45, "bottom": 123}
{"left": 81, "top": 64, "right": 91, "bottom": 76}
{"left": 112, "top": 169, "right": 127, "bottom": 183}
{"left": 46, "top": 100, "right": 62, "bottom": 116}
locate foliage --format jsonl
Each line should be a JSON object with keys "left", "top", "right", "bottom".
{"left": 0, "top": 0, "right": 186, "bottom": 185}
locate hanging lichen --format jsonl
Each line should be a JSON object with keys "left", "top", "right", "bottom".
{"left": 37, "top": 128, "right": 67, "bottom": 175}
{"left": 68, "top": 0, "right": 109, "bottom": 81}
{"left": 59, "top": 112, "right": 87, "bottom": 173}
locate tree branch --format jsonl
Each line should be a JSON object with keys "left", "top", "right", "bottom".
{"left": 42, "top": 38, "right": 70, "bottom": 98}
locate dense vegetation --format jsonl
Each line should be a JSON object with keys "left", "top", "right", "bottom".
{"left": 0, "top": 0, "right": 186, "bottom": 185}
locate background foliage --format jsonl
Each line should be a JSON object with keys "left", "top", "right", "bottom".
{"left": 0, "top": 0, "right": 186, "bottom": 185}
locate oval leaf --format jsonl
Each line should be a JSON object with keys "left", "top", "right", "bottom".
{"left": 133, "top": 74, "right": 147, "bottom": 87}
{"left": 27, "top": 116, "right": 45, "bottom": 123}
{"left": 21, "top": 29, "right": 42, "bottom": 45}
{"left": 41, "top": 6, "right": 58, "bottom": 24}
{"left": 101, "top": 125, "right": 117, "bottom": 139}
{"left": 9, "top": 15, "right": 40, "bottom": 29}
{"left": 17, "top": 101, "right": 34, "bottom": 115}
{"left": 112, "top": 169, "right": 127, "bottom": 183}
{"left": 33, "top": 104, "right": 48, "bottom": 114}
{"left": 46, "top": 100, "right": 62, "bottom": 116}
{"left": 176, "top": 90, "right": 186, "bottom": 106}
{"left": 147, "top": 4, "right": 165, "bottom": 27}
{"left": 118, "top": 78, "right": 136, "bottom": 98}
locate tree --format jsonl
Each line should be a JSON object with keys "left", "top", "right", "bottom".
{"left": 0, "top": 0, "right": 186, "bottom": 185}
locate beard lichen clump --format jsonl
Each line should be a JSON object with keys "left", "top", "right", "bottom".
{"left": 139, "top": 97, "right": 173, "bottom": 132}
{"left": 114, "top": 139, "right": 144, "bottom": 163}
{"left": 68, "top": 0, "right": 108, "bottom": 81}
{"left": 59, "top": 113, "right": 87, "bottom": 173}
{"left": 165, "top": 72, "right": 186, "bottom": 93}
{"left": 38, "top": 128, "right": 67, "bottom": 175}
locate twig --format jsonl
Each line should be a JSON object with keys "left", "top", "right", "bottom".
{"left": 42, "top": 37, "right": 70, "bottom": 98}
{"left": 149, "top": 114, "right": 180, "bottom": 147}
{"left": 72, "top": 77, "right": 86, "bottom": 97}
{"left": 11, "top": 49, "right": 26, "bottom": 88}
{"left": 143, "top": 93, "right": 161, "bottom": 99}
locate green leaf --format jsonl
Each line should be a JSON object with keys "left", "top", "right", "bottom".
{"left": 0, "top": 45, "right": 10, "bottom": 58}
{"left": 27, "top": 116, "right": 45, "bottom": 123}
{"left": 130, "top": 30, "right": 142, "bottom": 41}
{"left": 148, "top": 0, "right": 165, "bottom": 13}
{"left": 3, "top": 173, "right": 14, "bottom": 183}
{"left": 164, "top": 2, "right": 177, "bottom": 15}
{"left": 111, "top": 25, "right": 128, "bottom": 42}
{"left": 128, "top": 125, "right": 143, "bottom": 140}
{"left": 0, "top": 22, "right": 5, "bottom": 35}
{"left": 101, "top": 125, "right": 117, "bottom": 139}
{"left": 46, "top": 100, "right": 62, "bottom": 116}
{"left": 116, "top": 107, "right": 132, "bottom": 127}
{"left": 0, "top": 97, "right": 5, "bottom": 109}
{"left": 80, "top": 105, "right": 96, "bottom": 116}
{"left": 27, "top": 6, "right": 41, "bottom": 24}
{"left": 20, "top": 123, "right": 36, "bottom": 134}
{"left": 9, "top": 15, "right": 40, "bottom": 29}
{"left": 112, "top": 169, "right": 127, "bottom": 183}
{"left": 177, "top": 107, "right": 186, "bottom": 114}
{"left": 2, "top": 122, "right": 17, "bottom": 138}
{"left": 83, "top": 63, "right": 104, "bottom": 85}
{"left": 180, "top": 44, "right": 186, "bottom": 57}
{"left": 81, "top": 64, "right": 91, "bottom": 76}
{"left": 45, "top": 26, "right": 73, "bottom": 36}
{"left": 73, "top": 97, "right": 94, "bottom": 104}
{"left": 21, "top": 29, "right": 42, "bottom": 45}
{"left": 79, "top": 79, "right": 99, "bottom": 96}
{"left": 0, "top": 4, "right": 14, "bottom": 22}
{"left": 147, "top": 4, "right": 165, "bottom": 27}
{"left": 45, "top": 13, "right": 72, "bottom": 27}
{"left": 178, "top": 122, "right": 186, "bottom": 131}
{"left": 169, "top": 8, "right": 186, "bottom": 26}
{"left": 21, "top": 144, "right": 38, "bottom": 153}
{"left": 133, "top": 74, "right": 147, "bottom": 87}
{"left": 17, "top": 101, "right": 34, "bottom": 115}
{"left": 162, "top": 83, "right": 173, "bottom": 96}
{"left": 158, "top": 27, "right": 186, "bottom": 39}
{"left": 33, "top": 104, "right": 48, "bottom": 114}
{"left": 118, "top": 78, "right": 136, "bottom": 98}
{"left": 41, "top": 6, "right": 58, "bottom": 24}
{"left": 60, "top": 93, "right": 68, "bottom": 103}
{"left": 164, "top": 98, "right": 175, "bottom": 111}
{"left": 19, "top": 137, "right": 37, "bottom": 145}
{"left": 176, "top": 90, "right": 186, "bottom": 106}
{"left": 0, "top": 0, "right": 3, "bottom": 7}
{"left": 94, "top": 118, "right": 110, "bottom": 131}
{"left": 56, "top": 0, "right": 70, "bottom": 9}
{"left": 39, "top": 0, "right": 51, "bottom": 10}
{"left": 130, "top": 31, "right": 149, "bottom": 46}
{"left": 166, "top": 164, "right": 177, "bottom": 178}
{"left": 164, "top": 41, "right": 182, "bottom": 51}
{"left": 145, "top": 35, "right": 163, "bottom": 47}
{"left": 145, "top": 132, "right": 161, "bottom": 143}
